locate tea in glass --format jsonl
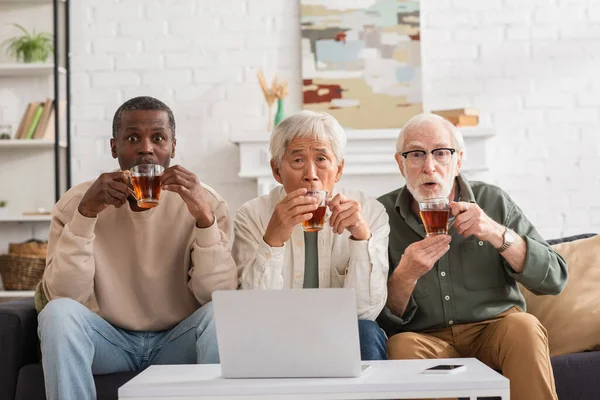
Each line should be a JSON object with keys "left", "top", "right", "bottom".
{"left": 131, "top": 164, "right": 164, "bottom": 209}
{"left": 302, "top": 190, "right": 328, "bottom": 232}
{"left": 419, "top": 198, "right": 450, "bottom": 236}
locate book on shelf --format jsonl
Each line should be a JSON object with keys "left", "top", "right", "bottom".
{"left": 14, "top": 103, "right": 32, "bottom": 139}
{"left": 13, "top": 99, "right": 56, "bottom": 140}
{"left": 24, "top": 103, "right": 44, "bottom": 139}
{"left": 22, "top": 211, "right": 51, "bottom": 216}
{"left": 40, "top": 104, "right": 56, "bottom": 140}
{"left": 33, "top": 99, "right": 54, "bottom": 139}
{"left": 431, "top": 108, "right": 480, "bottom": 118}
{"left": 15, "top": 101, "right": 40, "bottom": 139}
{"left": 443, "top": 114, "right": 479, "bottom": 127}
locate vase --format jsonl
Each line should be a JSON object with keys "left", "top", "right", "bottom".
{"left": 266, "top": 104, "right": 274, "bottom": 132}
{"left": 274, "top": 99, "right": 285, "bottom": 127}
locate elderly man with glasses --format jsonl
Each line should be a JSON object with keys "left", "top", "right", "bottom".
{"left": 376, "top": 113, "right": 567, "bottom": 400}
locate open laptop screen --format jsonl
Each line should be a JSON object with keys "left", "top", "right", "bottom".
{"left": 213, "top": 288, "right": 361, "bottom": 378}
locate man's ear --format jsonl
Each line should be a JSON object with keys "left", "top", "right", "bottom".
{"left": 335, "top": 159, "right": 345, "bottom": 182}
{"left": 110, "top": 138, "right": 117, "bottom": 159}
{"left": 171, "top": 137, "right": 176, "bottom": 158}
{"left": 395, "top": 152, "right": 406, "bottom": 177}
{"left": 270, "top": 159, "right": 283, "bottom": 185}
{"left": 455, "top": 150, "right": 463, "bottom": 176}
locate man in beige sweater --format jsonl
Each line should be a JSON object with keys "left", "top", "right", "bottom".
{"left": 37, "top": 96, "right": 238, "bottom": 400}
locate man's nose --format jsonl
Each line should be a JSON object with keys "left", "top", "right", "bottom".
{"left": 137, "top": 138, "right": 154, "bottom": 154}
{"left": 422, "top": 153, "right": 436, "bottom": 174}
{"left": 303, "top": 161, "right": 318, "bottom": 182}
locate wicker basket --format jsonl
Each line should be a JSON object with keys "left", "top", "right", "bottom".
{"left": 0, "top": 254, "right": 46, "bottom": 290}
{"left": 9, "top": 239, "right": 47, "bottom": 257}
{"left": 0, "top": 239, "right": 47, "bottom": 290}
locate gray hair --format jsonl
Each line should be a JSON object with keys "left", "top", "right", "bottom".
{"left": 270, "top": 110, "right": 346, "bottom": 166}
{"left": 396, "top": 113, "right": 465, "bottom": 154}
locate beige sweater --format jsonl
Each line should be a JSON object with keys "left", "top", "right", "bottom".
{"left": 42, "top": 180, "right": 238, "bottom": 331}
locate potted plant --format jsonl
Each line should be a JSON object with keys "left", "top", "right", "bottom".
{"left": 0, "top": 201, "right": 7, "bottom": 218}
{"left": 2, "top": 24, "right": 53, "bottom": 63}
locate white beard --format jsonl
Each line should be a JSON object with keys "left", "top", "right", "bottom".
{"left": 406, "top": 163, "right": 456, "bottom": 203}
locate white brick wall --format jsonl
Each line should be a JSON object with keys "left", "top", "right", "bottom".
{"left": 421, "top": 0, "right": 600, "bottom": 238}
{"left": 66, "top": 0, "right": 600, "bottom": 238}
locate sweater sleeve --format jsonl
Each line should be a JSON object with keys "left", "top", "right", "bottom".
{"left": 187, "top": 199, "right": 238, "bottom": 305}
{"left": 43, "top": 195, "right": 97, "bottom": 304}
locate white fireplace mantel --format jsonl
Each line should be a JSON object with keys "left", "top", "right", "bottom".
{"left": 231, "top": 128, "right": 496, "bottom": 197}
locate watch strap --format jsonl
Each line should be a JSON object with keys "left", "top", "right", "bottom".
{"left": 497, "top": 227, "right": 513, "bottom": 253}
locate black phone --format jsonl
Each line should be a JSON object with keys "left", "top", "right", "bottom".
{"left": 423, "top": 364, "right": 467, "bottom": 374}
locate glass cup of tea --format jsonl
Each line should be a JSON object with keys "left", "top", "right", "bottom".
{"left": 418, "top": 197, "right": 451, "bottom": 237}
{"left": 130, "top": 164, "right": 164, "bottom": 209}
{"left": 302, "top": 190, "right": 328, "bottom": 232}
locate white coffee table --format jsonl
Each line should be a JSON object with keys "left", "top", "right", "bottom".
{"left": 119, "top": 358, "right": 509, "bottom": 399}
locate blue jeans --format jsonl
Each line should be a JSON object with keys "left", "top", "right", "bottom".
{"left": 38, "top": 298, "right": 218, "bottom": 400}
{"left": 358, "top": 319, "right": 387, "bottom": 360}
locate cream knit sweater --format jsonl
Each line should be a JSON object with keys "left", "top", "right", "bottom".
{"left": 42, "top": 180, "right": 237, "bottom": 331}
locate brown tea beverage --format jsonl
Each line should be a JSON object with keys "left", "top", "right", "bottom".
{"left": 132, "top": 176, "right": 161, "bottom": 209}
{"left": 419, "top": 209, "right": 450, "bottom": 236}
{"left": 130, "top": 164, "right": 164, "bottom": 209}
{"left": 418, "top": 198, "right": 450, "bottom": 236}
{"left": 302, "top": 190, "right": 328, "bottom": 232}
{"left": 302, "top": 206, "right": 327, "bottom": 232}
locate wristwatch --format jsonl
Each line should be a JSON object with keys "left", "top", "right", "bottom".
{"left": 497, "top": 227, "right": 516, "bottom": 253}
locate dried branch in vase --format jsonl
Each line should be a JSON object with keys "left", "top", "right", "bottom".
{"left": 256, "top": 69, "right": 288, "bottom": 131}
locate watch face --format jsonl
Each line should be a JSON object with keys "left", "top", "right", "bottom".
{"left": 505, "top": 229, "right": 516, "bottom": 244}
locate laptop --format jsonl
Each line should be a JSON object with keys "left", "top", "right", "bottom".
{"left": 212, "top": 288, "right": 363, "bottom": 379}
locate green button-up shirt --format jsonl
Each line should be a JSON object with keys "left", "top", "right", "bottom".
{"left": 376, "top": 175, "right": 568, "bottom": 337}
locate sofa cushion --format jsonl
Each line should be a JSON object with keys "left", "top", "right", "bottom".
{"left": 547, "top": 233, "right": 597, "bottom": 245}
{"left": 552, "top": 351, "right": 600, "bottom": 400}
{"left": 0, "top": 299, "right": 39, "bottom": 400}
{"left": 520, "top": 235, "right": 600, "bottom": 356}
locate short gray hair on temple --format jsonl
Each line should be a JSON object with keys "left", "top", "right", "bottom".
{"left": 395, "top": 113, "right": 465, "bottom": 154}
{"left": 270, "top": 110, "right": 347, "bottom": 166}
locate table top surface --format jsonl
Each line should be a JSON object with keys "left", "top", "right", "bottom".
{"left": 119, "top": 358, "right": 508, "bottom": 398}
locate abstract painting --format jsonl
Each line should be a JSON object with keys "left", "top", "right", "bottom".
{"left": 301, "top": 0, "right": 422, "bottom": 129}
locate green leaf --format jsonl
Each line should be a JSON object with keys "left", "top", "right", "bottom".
{"left": 1, "top": 23, "right": 54, "bottom": 63}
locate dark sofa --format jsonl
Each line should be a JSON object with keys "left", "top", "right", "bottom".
{"left": 0, "top": 234, "right": 598, "bottom": 400}
{"left": 0, "top": 298, "right": 140, "bottom": 400}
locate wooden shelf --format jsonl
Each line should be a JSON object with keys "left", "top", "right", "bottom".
{"left": 0, "top": 63, "right": 66, "bottom": 77}
{"left": 0, "top": 0, "right": 56, "bottom": 4}
{"left": 0, "top": 139, "right": 67, "bottom": 149}
{"left": 231, "top": 127, "right": 496, "bottom": 143}
{"left": 0, "top": 290, "right": 34, "bottom": 298}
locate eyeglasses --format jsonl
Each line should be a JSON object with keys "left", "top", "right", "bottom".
{"left": 400, "top": 148, "right": 456, "bottom": 167}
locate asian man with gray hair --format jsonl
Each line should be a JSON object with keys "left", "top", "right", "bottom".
{"left": 233, "top": 110, "right": 390, "bottom": 360}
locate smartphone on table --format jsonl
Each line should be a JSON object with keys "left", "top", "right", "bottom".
{"left": 422, "top": 364, "right": 467, "bottom": 374}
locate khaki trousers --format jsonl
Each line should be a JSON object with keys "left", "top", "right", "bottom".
{"left": 387, "top": 307, "right": 557, "bottom": 400}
